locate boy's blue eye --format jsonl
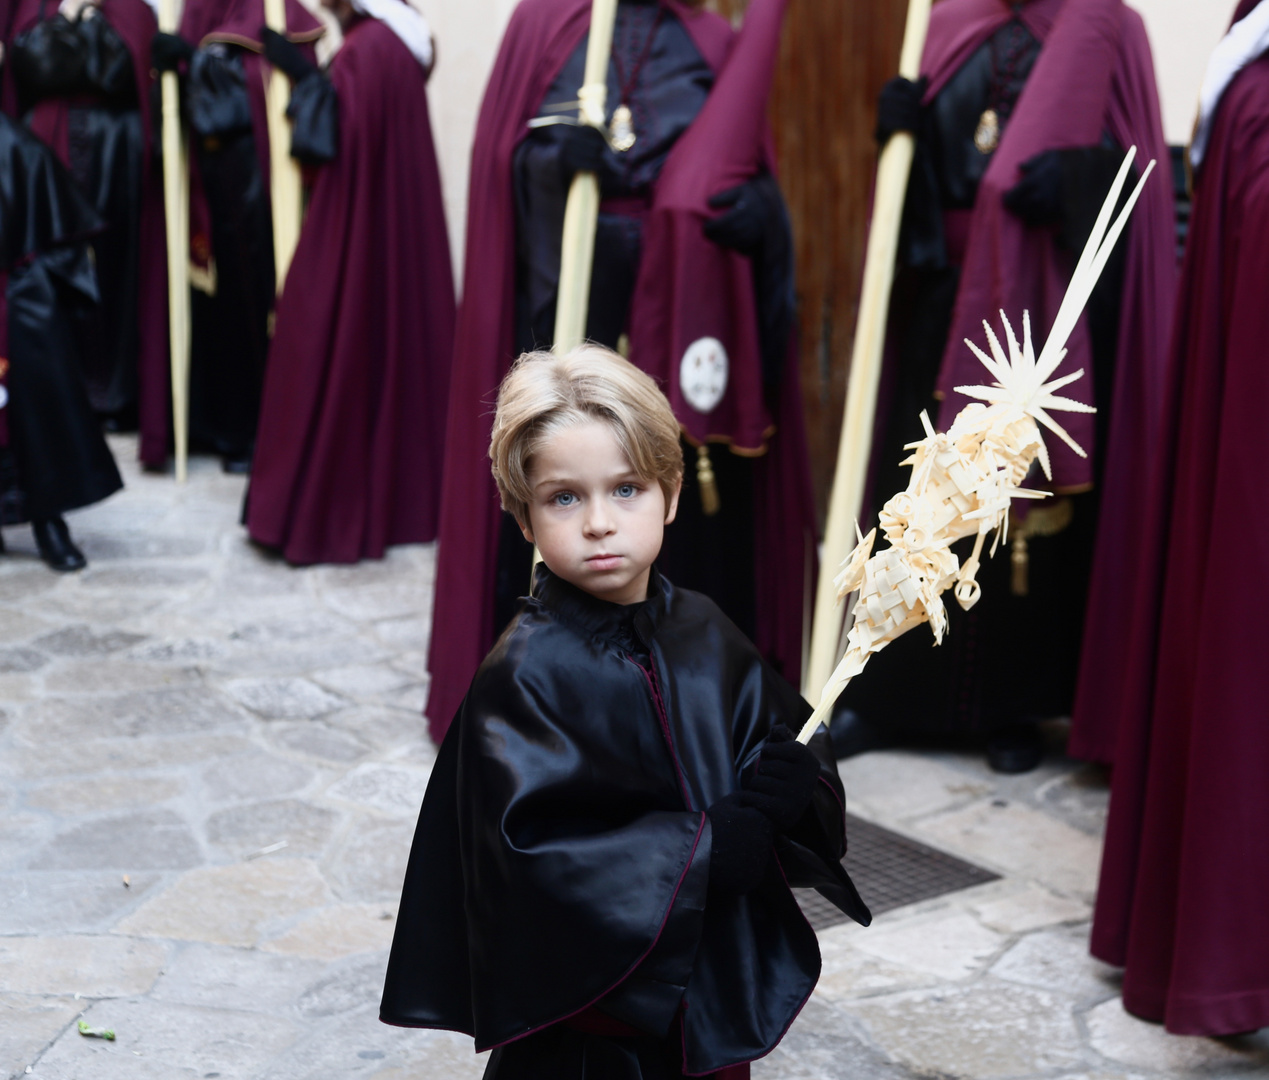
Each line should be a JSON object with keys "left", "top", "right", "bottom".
{"left": 615, "top": 483, "right": 638, "bottom": 498}
{"left": 553, "top": 491, "right": 577, "bottom": 507}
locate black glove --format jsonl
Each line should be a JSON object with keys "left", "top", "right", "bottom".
{"left": 706, "top": 792, "right": 773, "bottom": 895}
{"left": 261, "top": 26, "right": 318, "bottom": 83}
{"left": 875, "top": 75, "right": 927, "bottom": 145}
{"left": 1003, "top": 149, "right": 1065, "bottom": 227}
{"left": 151, "top": 31, "right": 193, "bottom": 74}
{"left": 703, "top": 174, "right": 777, "bottom": 257}
{"left": 557, "top": 122, "right": 609, "bottom": 182}
{"left": 741, "top": 723, "right": 821, "bottom": 831}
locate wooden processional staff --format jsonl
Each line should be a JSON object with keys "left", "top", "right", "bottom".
{"left": 264, "top": 0, "right": 304, "bottom": 294}
{"left": 552, "top": 0, "right": 619, "bottom": 354}
{"left": 158, "top": 0, "right": 191, "bottom": 483}
{"left": 803, "top": 0, "right": 934, "bottom": 704}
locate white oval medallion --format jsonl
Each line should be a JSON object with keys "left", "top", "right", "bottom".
{"left": 0, "top": 384, "right": 8, "bottom": 410}
{"left": 679, "top": 337, "right": 728, "bottom": 415}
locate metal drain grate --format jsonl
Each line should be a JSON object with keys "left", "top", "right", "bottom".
{"left": 797, "top": 813, "right": 1000, "bottom": 931}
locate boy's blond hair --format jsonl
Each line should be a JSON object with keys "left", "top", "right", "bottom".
{"left": 490, "top": 345, "right": 684, "bottom": 524}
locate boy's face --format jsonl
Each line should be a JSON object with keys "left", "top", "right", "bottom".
{"left": 519, "top": 420, "right": 680, "bottom": 606}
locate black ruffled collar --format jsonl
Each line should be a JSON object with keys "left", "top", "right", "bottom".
{"left": 531, "top": 563, "right": 667, "bottom": 657}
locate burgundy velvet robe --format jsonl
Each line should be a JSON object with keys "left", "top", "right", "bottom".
{"left": 244, "top": 16, "right": 455, "bottom": 565}
{"left": 1088, "top": 6, "right": 1269, "bottom": 1036}
{"left": 4, "top": 0, "right": 170, "bottom": 468}
{"left": 428, "top": 0, "right": 815, "bottom": 743}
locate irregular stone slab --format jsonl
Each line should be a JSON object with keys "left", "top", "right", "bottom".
{"left": 79, "top": 565, "right": 208, "bottom": 590}
{"left": 117, "top": 859, "right": 330, "bottom": 946}
{"left": 32, "top": 809, "right": 202, "bottom": 872}
{"left": 12, "top": 734, "right": 253, "bottom": 779}
{"left": 0, "top": 566, "right": 58, "bottom": 604}
{"left": 25, "top": 776, "right": 183, "bottom": 815}
{"left": 19, "top": 687, "right": 251, "bottom": 744}
{"left": 1085, "top": 997, "right": 1269, "bottom": 1072}
{"left": 313, "top": 664, "right": 416, "bottom": 702}
{"left": 327, "top": 764, "right": 429, "bottom": 818}
{"left": 916, "top": 797, "right": 1102, "bottom": 899}
{"left": 225, "top": 677, "right": 346, "bottom": 719}
{"left": 326, "top": 707, "right": 431, "bottom": 754}
{"left": 760, "top": 995, "right": 921, "bottom": 1079}
{"left": 294, "top": 953, "right": 389, "bottom": 1020}
{"left": 263, "top": 903, "right": 397, "bottom": 961}
{"left": 0, "top": 871, "right": 162, "bottom": 934}
{"left": 270, "top": 721, "right": 370, "bottom": 764}
{"left": 42, "top": 660, "right": 200, "bottom": 696}
{"left": 1035, "top": 763, "right": 1112, "bottom": 838}
{"left": 0, "top": 813, "right": 53, "bottom": 874}
{"left": 206, "top": 799, "right": 339, "bottom": 858}
{"left": 0, "top": 673, "right": 35, "bottom": 701}
{"left": 150, "top": 943, "right": 325, "bottom": 1011}
{"left": 992, "top": 925, "right": 1120, "bottom": 1004}
{"left": 372, "top": 616, "right": 430, "bottom": 652}
{"left": 0, "top": 607, "right": 58, "bottom": 644}
{"left": 0, "top": 935, "right": 166, "bottom": 996}
{"left": 320, "top": 579, "right": 432, "bottom": 623}
{"left": 852, "top": 908, "right": 1009, "bottom": 982}
{"left": 324, "top": 816, "right": 415, "bottom": 902}
{"left": 967, "top": 882, "right": 1091, "bottom": 934}
{"left": 837, "top": 751, "right": 991, "bottom": 822}
{"left": 851, "top": 980, "right": 1084, "bottom": 1078}
{"left": 0, "top": 992, "right": 79, "bottom": 1079}
{"left": 201, "top": 752, "right": 315, "bottom": 803}
{"left": 0, "top": 646, "right": 48, "bottom": 673}
{"left": 127, "top": 637, "right": 237, "bottom": 664}
{"left": 34, "top": 625, "right": 148, "bottom": 657}
{"left": 815, "top": 922, "right": 941, "bottom": 1002}
{"left": 30, "top": 996, "right": 297, "bottom": 1080}
{"left": 76, "top": 532, "right": 211, "bottom": 561}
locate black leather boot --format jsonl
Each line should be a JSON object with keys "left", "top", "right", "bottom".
{"left": 33, "top": 517, "right": 87, "bottom": 572}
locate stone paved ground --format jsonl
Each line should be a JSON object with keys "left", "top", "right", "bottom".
{"left": 1, "top": 436, "right": 1266, "bottom": 1080}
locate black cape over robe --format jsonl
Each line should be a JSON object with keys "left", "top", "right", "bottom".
{"left": 382, "top": 567, "right": 869, "bottom": 1075}
{"left": 0, "top": 109, "right": 121, "bottom": 524}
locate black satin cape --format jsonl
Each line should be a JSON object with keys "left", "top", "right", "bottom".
{"left": 381, "top": 566, "right": 869, "bottom": 1075}
{"left": 1, "top": 109, "right": 122, "bottom": 523}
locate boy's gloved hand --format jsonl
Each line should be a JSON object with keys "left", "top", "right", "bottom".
{"left": 706, "top": 793, "right": 773, "bottom": 894}
{"left": 742, "top": 723, "right": 821, "bottom": 831}
{"left": 151, "top": 31, "right": 193, "bottom": 74}
{"left": 557, "top": 122, "right": 610, "bottom": 182}
{"left": 261, "top": 27, "right": 318, "bottom": 83}
{"left": 875, "top": 75, "right": 927, "bottom": 145}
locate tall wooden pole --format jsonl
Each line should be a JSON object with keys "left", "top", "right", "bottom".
{"left": 552, "top": 0, "right": 618, "bottom": 353}
{"left": 803, "top": 0, "right": 933, "bottom": 703}
{"left": 158, "top": 0, "right": 190, "bottom": 483}
{"left": 264, "top": 0, "right": 303, "bottom": 294}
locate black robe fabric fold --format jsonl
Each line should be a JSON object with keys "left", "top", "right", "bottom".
{"left": 382, "top": 567, "right": 868, "bottom": 1075}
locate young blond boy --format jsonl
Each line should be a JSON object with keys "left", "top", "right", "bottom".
{"left": 381, "top": 346, "right": 868, "bottom": 1078}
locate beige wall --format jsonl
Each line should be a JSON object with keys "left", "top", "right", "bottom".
{"left": 408, "top": 0, "right": 1238, "bottom": 288}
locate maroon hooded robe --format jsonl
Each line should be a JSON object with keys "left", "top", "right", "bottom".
{"left": 428, "top": 0, "right": 815, "bottom": 743}
{"left": 4, "top": 0, "right": 170, "bottom": 468}
{"left": 243, "top": 13, "right": 455, "bottom": 565}
{"left": 1087, "top": 0, "right": 1269, "bottom": 1036}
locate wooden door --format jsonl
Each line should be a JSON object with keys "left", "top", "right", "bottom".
{"left": 711, "top": 0, "right": 910, "bottom": 522}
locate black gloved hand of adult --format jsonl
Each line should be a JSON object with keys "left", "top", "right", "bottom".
{"left": 151, "top": 31, "right": 193, "bottom": 74}
{"left": 707, "top": 792, "right": 773, "bottom": 895}
{"left": 557, "top": 122, "right": 609, "bottom": 182}
{"left": 703, "top": 174, "right": 775, "bottom": 257}
{"left": 1003, "top": 149, "right": 1065, "bottom": 227}
{"left": 742, "top": 723, "right": 821, "bottom": 831}
{"left": 261, "top": 26, "right": 318, "bottom": 83}
{"left": 875, "top": 75, "right": 927, "bottom": 145}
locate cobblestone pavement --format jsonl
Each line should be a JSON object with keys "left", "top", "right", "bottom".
{"left": 1, "top": 437, "right": 1266, "bottom": 1080}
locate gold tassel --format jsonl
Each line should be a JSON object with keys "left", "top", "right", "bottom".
{"left": 696, "top": 445, "right": 720, "bottom": 516}
{"left": 1011, "top": 533, "right": 1029, "bottom": 596}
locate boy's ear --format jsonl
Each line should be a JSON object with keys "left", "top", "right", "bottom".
{"left": 664, "top": 478, "right": 683, "bottom": 525}
{"left": 516, "top": 514, "right": 535, "bottom": 545}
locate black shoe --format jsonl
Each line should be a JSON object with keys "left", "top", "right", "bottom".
{"left": 33, "top": 517, "right": 87, "bottom": 572}
{"left": 829, "top": 707, "right": 894, "bottom": 759}
{"left": 986, "top": 725, "right": 1044, "bottom": 774}
{"left": 222, "top": 452, "right": 253, "bottom": 475}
